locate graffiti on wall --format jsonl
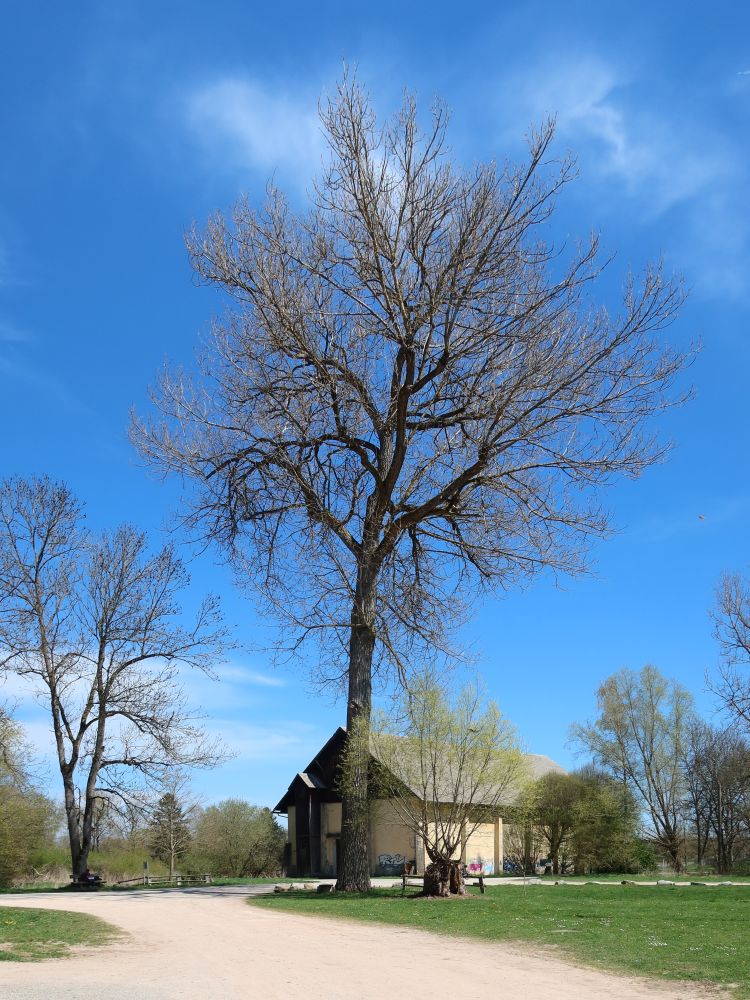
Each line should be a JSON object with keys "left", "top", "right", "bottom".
{"left": 466, "top": 857, "right": 494, "bottom": 876}
{"left": 375, "top": 852, "right": 407, "bottom": 876}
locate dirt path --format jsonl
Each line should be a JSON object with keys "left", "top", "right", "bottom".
{"left": 0, "top": 886, "right": 726, "bottom": 1000}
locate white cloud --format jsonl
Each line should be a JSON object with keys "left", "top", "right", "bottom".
{"left": 513, "top": 57, "right": 730, "bottom": 214}
{"left": 204, "top": 718, "right": 316, "bottom": 762}
{"left": 216, "top": 662, "right": 285, "bottom": 688}
{"left": 504, "top": 55, "right": 749, "bottom": 299}
{"left": 185, "top": 78, "right": 323, "bottom": 187}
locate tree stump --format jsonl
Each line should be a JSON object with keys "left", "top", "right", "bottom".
{"left": 424, "top": 860, "right": 466, "bottom": 897}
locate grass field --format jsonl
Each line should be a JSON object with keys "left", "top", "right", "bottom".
{"left": 253, "top": 884, "right": 750, "bottom": 996}
{"left": 0, "top": 906, "right": 121, "bottom": 961}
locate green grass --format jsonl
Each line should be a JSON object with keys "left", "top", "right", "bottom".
{"left": 253, "top": 884, "right": 750, "bottom": 996}
{"left": 534, "top": 872, "right": 750, "bottom": 883}
{"left": 0, "top": 906, "right": 121, "bottom": 961}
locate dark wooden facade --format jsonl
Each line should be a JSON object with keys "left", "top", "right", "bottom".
{"left": 274, "top": 728, "right": 346, "bottom": 877}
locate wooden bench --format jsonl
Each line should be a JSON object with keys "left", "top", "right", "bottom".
{"left": 400, "top": 874, "right": 423, "bottom": 895}
{"left": 400, "top": 873, "right": 486, "bottom": 894}
{"left": 69, "top": 874, "right": 105, "bottom": 891}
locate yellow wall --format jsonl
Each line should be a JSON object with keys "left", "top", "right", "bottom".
{"left": 464, "top": 820, "right": 499, "bottom": 875}
{"left": 369, "top": 799, "right": 419, "bottom": 875}
{"left": 286, "top": 800, "right": 505, "bottom": 876}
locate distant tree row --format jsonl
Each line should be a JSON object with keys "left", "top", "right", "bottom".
{"left": 146, "top": 786, "right": 285, "bottom": 878}
{"left": 572, "top": 664, "right": 750, "bottom": 875}
{"left": 506, "top": 767, "right": 647, "bottom": 876}
{"left": 0, "top": 703, "right": 285, "bottom": 886}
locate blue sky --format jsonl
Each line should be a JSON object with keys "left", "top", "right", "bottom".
{"left": 1, "top": 1, "right": 748, "bottom": 812}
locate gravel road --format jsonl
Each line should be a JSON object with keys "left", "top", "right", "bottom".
{"left": 0, "top": 885, "right": 726, "bottom": 999}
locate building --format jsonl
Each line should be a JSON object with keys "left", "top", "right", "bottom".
{"left": 274, "top": 727, "right": 565, "bottom": 877}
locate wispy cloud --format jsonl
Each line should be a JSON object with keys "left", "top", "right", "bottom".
{"left": 217, "top": 663, "right": 286, "bottom": 688}
{"left": 504, "top": 55, "right": 749, "bottom": 300}
{"left": 205, "top": 719, "right": 316, "bottom": 762}
{"left": 0, "top": 239, "right": 12, "bottom": 288}
{"left": 0, "top": 352, "right": 89, "bottom": 413}
{"left": 628, "top": 493, "right": 750, "bottom": 544}
{"left": 512, "top": 57, "right": 730, "bottom": 213}
{"left": 184, "top": 78, "right": 323, "bottom": 188}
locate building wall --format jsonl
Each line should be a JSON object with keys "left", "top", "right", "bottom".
{"left": 464, "top": 819, "right": 501, "bottom": 875}
{"left": 284, "top": 799, "right": 505, "bottom": 876}
{"left": 369, "top": 799, "right": 419, "bottom": 875}
{"left": 320, "top": 802, "right": 341, "bottom": 876}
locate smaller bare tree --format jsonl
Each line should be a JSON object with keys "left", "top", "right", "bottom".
{"left": 683, "top": 722, "right": 750, "bottom": 874}
{"left": 368, "top": 671, "right": 523, "bottom": 896}
{"left": 712, "top": 573, "right": 750, "bottom": 729}
{"left": 0, "top": 476, "right": 227, "bottom": 877}
{"left": 572, "top": 665, "right": 693, "bottom": 870}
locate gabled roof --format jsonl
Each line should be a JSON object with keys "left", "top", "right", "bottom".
{"left": 274, "top": 728, "right": 347, "bottom": 812}
{"left": 524, "top": 753, "right": 567, "bottom": 781}
{"left": 274, "top": 727, "right": 566, "bottom": 813}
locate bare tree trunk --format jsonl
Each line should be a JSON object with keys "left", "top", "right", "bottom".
{"left": 63, "top": 777, "right": 86, "bottom": 877}
{"left": 664, "top": 833, "right": 682, "bottom": 873}
{"left": 336, "top": 575, "right": 376, "bottom": 892}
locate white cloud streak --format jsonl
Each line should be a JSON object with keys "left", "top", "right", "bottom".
{"left": 204, "top": 719, "right": 315, "bottom": 763}
{"left": 185, "top": 78, "right": 323, "bottom": 188}
{"left": 505, "top": 55, "right": 749, "bottom": 299}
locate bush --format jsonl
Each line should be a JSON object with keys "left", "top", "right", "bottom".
{"left": 191, "top": 800, "right": 285, "bottom": 877}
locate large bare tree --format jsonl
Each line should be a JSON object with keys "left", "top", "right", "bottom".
{"left": 0, "top": 476, "right": 226, "bottom": 877}
{"left": 133, "top": 79, "right": 686, "bottom": 890}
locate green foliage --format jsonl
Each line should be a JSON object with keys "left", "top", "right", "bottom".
{"left": 148, "top": 793, "right": 192, "bottom": 874}
{"left": 572, "top": 666, "right": 693, "bottom": 868}
{"left": 0, "top": 788, "right": 60, "bottom": 886}
{"left": 0, "top": 709, "right": 61, "bottom": 886}
{"left": 0, "top": 906, "right": 120, "bottom": 961}
{"left": 256, "top": 885, "right": 750, "bottom": 997}
{"left": 369, "top": 671, "right": 523, "bottom": 871}
{"left": 630, "top": 840, "right": 660, "bottom": 872}
{"left": 189, "top": 800, "right": 285, "bottom": 876}
{"left": 569, "top": 769, "right": 642, "bottom": 874}
{"left": 521, "top": 767, "right": 643, "bottom": 875}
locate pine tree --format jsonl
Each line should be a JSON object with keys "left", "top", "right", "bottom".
{"left": 149, "top": 793, "right": 192, "bottom": 877}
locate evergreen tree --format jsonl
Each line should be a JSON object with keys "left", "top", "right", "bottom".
{"left": 148, "top": 793, "right": 192, "bottom": 877}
